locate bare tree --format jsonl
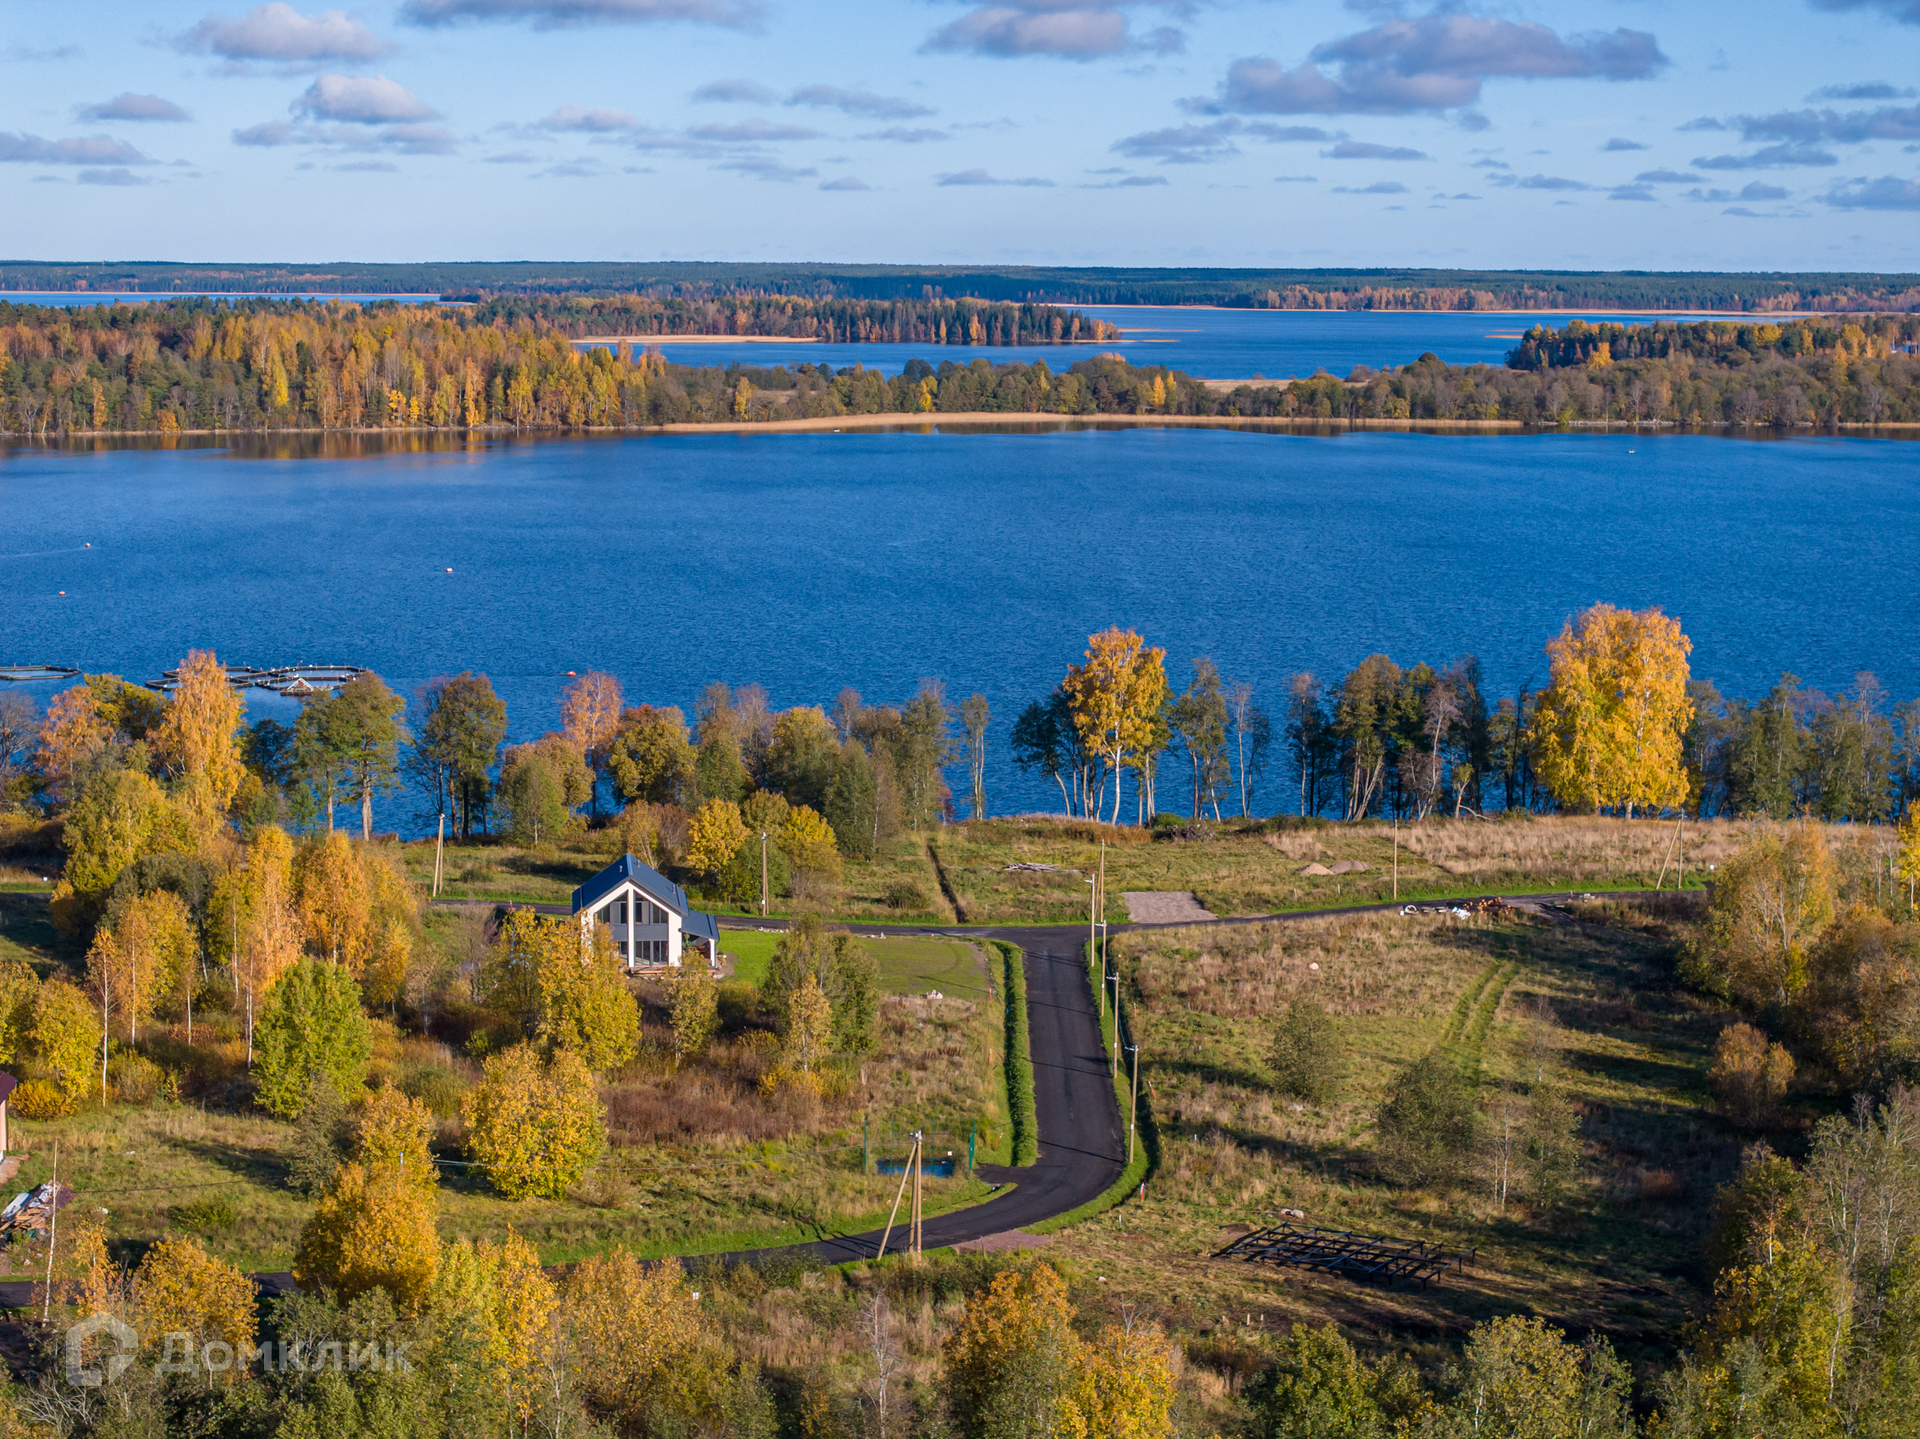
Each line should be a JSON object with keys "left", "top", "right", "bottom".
{"left": 960, "top": 693, "right": 990, "bottom": 820}
{"left": 862, "top": 1292, "right": 902, "bottom": 1439}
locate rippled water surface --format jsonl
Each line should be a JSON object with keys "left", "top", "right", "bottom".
{"left": 4, "top": 426, "right": 1916, "bottom": 818}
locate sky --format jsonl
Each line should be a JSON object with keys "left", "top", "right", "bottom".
{"left": 1, "top": 0, "right": 1917, "bottom": 269}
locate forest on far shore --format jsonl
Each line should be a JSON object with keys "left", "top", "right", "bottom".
{"left": 1, "top": 300, "right": 1917, "bottom": 435}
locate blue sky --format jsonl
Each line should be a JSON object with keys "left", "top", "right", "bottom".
{"left": 2, "top": 0, "right": 1917, "bottom": 268}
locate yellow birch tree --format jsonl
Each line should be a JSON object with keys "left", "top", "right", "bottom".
{"left": 1533, "top": 602, "right": 1694, "bottom": 816}
{"left": 154, "top": 649, "right": 245, "bottom": 827}
{"left": 1063, "top": 628, "right": 1169, "bottom": 825}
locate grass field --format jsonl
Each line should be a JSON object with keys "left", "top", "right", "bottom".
{"left": 1025, "top": 896, "right": 1744, "bottom": 1373}
{"left": 4, "top": 934, "right": 1012, "bottom": 1272}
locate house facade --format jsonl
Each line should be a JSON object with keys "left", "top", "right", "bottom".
{"left": 571, "top": 854, "right": 720, "bottom": 970}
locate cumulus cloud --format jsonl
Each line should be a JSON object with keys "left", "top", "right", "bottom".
{"left": 1602, "top": 136, "right": 1647, "bottom": 151}
{"left": 1810, "top": 0, "right": 1920, "bottom": 24}
{"left": 1274, "top": 173, "right": 1317, "bottom": 182}
{"left": 400, "top": 0, "right": 760, "bottom": 27}
{"left": 936, "top": 167, "right": 1053, "bottom": 185}
{"left": 1694, "top": 142, "right": 1837, "bottom": 168}
{"left": 77, "top": 93, "right": 190, "bottom": 122}
{"left": 1608, "top": 183, "right": 1654, "bottom": 200}
{"left": 1824, "top": 173, "right": 1920, "bottom": 207}
{"left": 1490, "top": 172, "right": 1590, "bottom": 190}
{"left": 1332, "top": 180, "right": 1408, "bottom": 193}
{"left": 294, "top": 74, "right": 437, "bottom": 124}
{"left": 0, "top": 132, "right": 152, "bottom": 164}
{"left": 692, "top": 78, "right": 776, "bottom": 103}
{"left": 77, "top": 166, "right": 150, "bottom": 185}
{"left": 1738, "top": 181, "right": 1791, "bottom": 199}
{"left": 1323, "top": 140, "right": 1427, "bottom": 159}
{"left": 925, "top": 5, "right": 1183, "bottom": 62}
{"left": 1198, "top": 14, "right": 1666, "bottom": 116}
{"left": 1634, "top": 168, "right": 1701, "bottom": 183}
{"left": 1080, "top": 173, "right": 1168, "bottom": 187}
{"left": 820, "top": 175, "right": 872, "bottom": 190}
{"left": 176, "top": 4, "right": 390, "bottom": 62}
{"left": 6, "top": 43, "right": 81, "bottom": 60}
{"left": 1727, "top": 103, "right": 1920, "bottom": 144}
{"left": 787, "top": 85, "right": 932, "bottom": 119}
{"left": 538, "top": 105, "right": 637, "bottom": 131}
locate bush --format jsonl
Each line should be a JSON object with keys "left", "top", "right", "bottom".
{"left": 12, "top": 1078, "right": 73, "bottom": 1120}
{"left": 286, "top": 1076, "right": 350, "bottom": 1197}
{"left": 399, "top": 1065, "right": 467, "bottom": 1119}
{"left": 1374, "top": 1051, "right": 1477, "bottom": 1186}
{"left": 254, "top": 959, "right": 373, "bottom": 1118}
{"left": 109, "top": 1051, "right": 165, "bottom": 1105}
{"left": 1269, "top": 1000, "right": 1341, "bottom": 1104}
{"left": 170, "top": 1195, "right": 238, "bottom": 1234}
{"left": 464, "top": 1044, "right": 606, "bottom": 1200}
{"left": 883, "top": 878, "right": 931, "bottom": 912}
{"left": 1710, "top": 1023, "right": 1795, "bottom": 1129}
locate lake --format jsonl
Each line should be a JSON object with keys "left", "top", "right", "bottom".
{"left": 596, "top": 306, "right": 1675, "bottom": 380}
{"left": 5, "top": 425, "right": 1916, "bottom": 824}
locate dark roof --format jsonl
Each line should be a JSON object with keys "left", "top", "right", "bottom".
{"left": 571, "top": 854, "right": 691, "bottom": 918}
{"left": 0, "top": 1073, "right": 15, "bottom": 1107}
{"left": 685, "top": 911, "right": 719, "bottom": 944}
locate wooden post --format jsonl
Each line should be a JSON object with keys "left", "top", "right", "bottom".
{"left": 1128, "top": 1043, "right": 1140, "bottom": 1165}
{"left": 1392, "top": 820, "right": 1399, "bottom": 902}
{"left": 876, "top": 1142, "right": 915, "bottom": 1260}
{"left": 433, "top": 812, "right": 445, "bottom": 897}
{"left": 760, "top": 832, "right": 769, "bottom": 917}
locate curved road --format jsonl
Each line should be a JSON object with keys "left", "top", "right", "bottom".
{"left": 725, "top": 924, "right": 1125, "bottom": 1265}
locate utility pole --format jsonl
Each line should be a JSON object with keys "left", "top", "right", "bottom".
{"left": 41, "top": 1141, "right": 58, "bottom": 1325}
{"left": 1392, "top": 819, "right": 1399, "bottom": 902}
{"left": 760, "top": 832, "right": 769, "bottom": 917}
{"left": 1088, "top": 877, "right": 1099, "bottom": 1016}
{"left": 1127, "top": 1042, "right": 1141, "bottom": 1164}
{"left": 433, "top": 810, "right": 445, "bottom": 897}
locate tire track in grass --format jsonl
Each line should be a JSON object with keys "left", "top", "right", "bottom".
{"left": 1443, "top": 961, "right": 1501, "bottom": 1048}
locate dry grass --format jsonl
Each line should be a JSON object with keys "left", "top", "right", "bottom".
{"left": 1034, "top": 900, "right": 1746, "bottom": 1368}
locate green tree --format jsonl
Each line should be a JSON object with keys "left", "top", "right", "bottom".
{"left": 1453, "top": 1316, "right": 1633, "bottom": 1439}
{"left": 607, "top": 705, "right": 694, "bottom": 806}
{"left": 764, "top": 913, "right": 878, "bottom": 1055}
{"left": 824, "top": 740, "right": 881, "bottom": 858}
{"left": 335, "top": 671, "right": 412, "bottom": 839}
{"left": 411, "top": 673, "right": 507, "bottom": 841}
{"left": 255, "top": 959, "right": 375, "bottom": 1118}
{"left": 1245, "top": 1323, "right": 1382, "bottom": 1439}
{"left": 1374, "top": 1051, "right": 1476, "bottom": 1186}
{"left": 496, "top": 744, "right": 574, "bottom": 845}
{"left": 1269, "top": 1000, "right": 1342, "bottom": 1104}
{"left": 1170, "top": 657, "right": 1231, "bottom": 821}
{"left": 765, "top": 706, "right": 839, "bottom": 810}
{"left": 694, "top": 732, "right": 748, "bottom": 805}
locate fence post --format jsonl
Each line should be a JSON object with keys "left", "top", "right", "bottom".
{"left": 864, "top": 1114, "right": 871, "bottom": 1176}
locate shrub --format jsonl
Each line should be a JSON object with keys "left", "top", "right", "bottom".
{"left": 170, "top": 1195, "right": 239, "bottom": 1234}
{"left": 883, "top": 879, "right": 931, "bottom": 912}
{"left": 1374, "top": 1051, "right": 1477, "bottom": 1186}
{"left": 1269, "top": 1000, "right": 1341, "bottom": 1103}
{"left": 1710, "top": 1023, "right": 1795, "bottom": 1129}
{"left": 399, "top": 1065, "right": 467, "bottom": 1119}
{"left": 109, "top": 1051, "right": 165, "bottom": 1105}
{"left": 12, "top": 1078, "right": 73, "bottom": 1120}
{"left": 286, "top": 1075, "right": 350, "bottom": 1197}
{"left": 30, "top": 979, "right": 102, "bottom": 1103}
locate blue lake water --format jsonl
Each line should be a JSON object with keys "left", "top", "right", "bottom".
{"left": 601, "top": 306, "right": 1673, "bottom": 379}
{"left": 4, "top": 426, "right": 1917, "bottom": 824}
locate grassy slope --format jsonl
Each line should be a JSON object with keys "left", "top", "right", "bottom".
{"left": 1021, "top": 899, "right": 1738, "bottom": 1370}
{"left": 7, "top": 934, "right": 1012, "bottom": 1271}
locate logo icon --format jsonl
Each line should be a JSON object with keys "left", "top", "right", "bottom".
{"left": 65, "top": 1314, "right": 138, "bottom": 1389}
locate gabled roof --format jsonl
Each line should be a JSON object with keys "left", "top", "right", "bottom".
{"left": 685, "top": 911, "right": 719, "bottom": 944}
{"left": 571, "top": 854, "right": 691, "bottom": 918}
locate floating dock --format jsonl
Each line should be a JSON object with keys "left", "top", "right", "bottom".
{"left": 0, "top": 666, "right": 79, "bottom": 683}
{"left": 143, "top": 664, "right": 368, "bottom": 695}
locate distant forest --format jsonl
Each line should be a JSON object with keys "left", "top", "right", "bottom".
{"left": 6, "top": 261, "right": 1920, "bottom": 313}
{"left": 470, "top": 293, "right": 1117, "bottom": 344}
{"left": 1, "top": 299, "right": 1916, "bottom": 436}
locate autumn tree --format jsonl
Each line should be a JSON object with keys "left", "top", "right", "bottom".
{"left": 1696, "top": 828, "right": 1839, "bottom": 1009}
{"left": 153, "top": 649, "right": 246, "bottom": 832}
{"left": 778, "top": 803, "right": 842, "bottom": 894}
{"left": 294, "top": 1157, "right": 440, "bottom": 1312}
{"left": 209, "top": 824, "right": 303, "bottom": 1060}
{"left": 334, "top": 673, "right": 409, "bottom": 841}
{"left": 764, "top": 913, "right": 879, "bottom": 1055}
{"left": 1064, "top": 628, "right": 1169, "bottom": 826}
{"left": 560, "top": 670, "right": 624, "bottom": 816}
{"left": 565, "top": 1246, "right": 728, "bottom": 1430}
{"left": 29, "top": 979, "right": 102, "bottom": 1107}
{"left": 130, "top": 1236, "right": 257, "bottom": 1376}
{"left": 463, "top": 1043, "right": 606, "bottom": 1200}
{"left": 428, "top": 1230, "right": 557, "bottom": 1429}
{"left": 688, "top": 798, "right": 750, "bottom": 880}
{"left": 1533, "top": 602, "right": 1694, "bottom": 816}
{"left": 1454, "top": 1316, "right": 1632, "bottom": 1439}
{"left": 1710, "top": 1023, "right": 1796, "bottom": 1128}
{"left": 483, "top": 909, "right": 638, "bottom": 1071}
{"left": 1169, "top": 657, "right": 1230, "bottom": 821}
{"left": 353, "top": 1085, "right": 439, "bottom": 1189}
{"left": 1079, "top": 1318, "right": 1177, "bottom": 1439}
{"left": 85, "top": 888, "right": 195, "bottom": 1046}
{"left": 254, "top": 958, "right": 374, "bottom": 1117}
{"left": 497, "top": 736, "right": 591, "bottom": 845}
{"left": 34, "top": 683, "right": 111, "bottom": 804}
{"left": 0, "top": 960, "right": 38, "bottom": 1068}
{"left": 664, "top": 964, "right": 719, "bottom": 1061}
{"left": 53, "top": 766, "right": 187, "bottom": 934}
{"left": 943, "top": 1263, "right": 1088, "bottom": 1439}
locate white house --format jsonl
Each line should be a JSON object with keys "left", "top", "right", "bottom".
{"left": 571, "top": 853, "right": 720, "bottom": 971}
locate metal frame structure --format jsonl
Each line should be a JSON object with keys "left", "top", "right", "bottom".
{"left": 1214, "top": 1223, "right": 1475, "bottom": 1290}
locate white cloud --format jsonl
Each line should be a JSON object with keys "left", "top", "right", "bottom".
{"left": 399, "top": 0, "right": 760, "bottom": 28}
{"left": 787, "top": 86, "right": 933, "bottom": 120}
{"left": 926, "top": 4, "right": 1183, "bottom": 62}
{"left": 0, "top": 132, "right": 152, "bottom": 164}
{"left": 293, "top": 74, "right": 438, "bottom": 124}
{"left": 538, "top": 105, "right": 637, "bottom": 132}
{"left": 936, "top": 167, "right": 1053, "bottom": 185}
{"left": 176, "top": 4, "right": 390, "bottom": 62}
